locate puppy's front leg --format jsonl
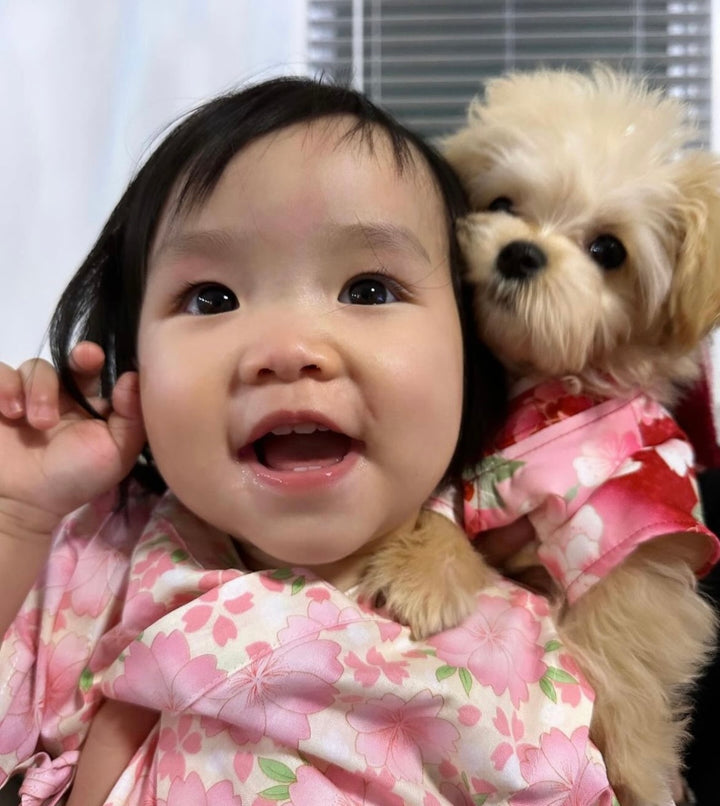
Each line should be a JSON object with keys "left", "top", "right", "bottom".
{"left": 558, "top": 538, "right": 716, "bottom": 805}
{"left": 359, "top": 510, "right": 498, "bottom": 639}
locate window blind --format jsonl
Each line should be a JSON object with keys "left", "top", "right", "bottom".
{"left": 307, "top": 1, "right": 713, "bottom": 146}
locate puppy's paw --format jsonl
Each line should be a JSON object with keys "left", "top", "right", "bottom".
{"left": 386, "top": 549, "right": 497, "bottom": 640}
{"left": 359, "top": 510, "right": 498, "bottom": 639}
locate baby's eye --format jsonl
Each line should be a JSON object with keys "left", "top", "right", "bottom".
{"left": 339, "top": 276, "right": 401, "bottom": 305}
{"left": 488, "top": 197, "right": 515, "bottom": 214}
{"left": 184, "top": 283, "right": 239, "bottom": 315}
{"left": 588, "top": 234, "right": 627, "bottom": 270}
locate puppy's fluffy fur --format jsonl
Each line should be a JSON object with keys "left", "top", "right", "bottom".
{"left": 447, "top": 67, "right": 720, "bottom": 404}
{"left": 360, "top": 68, "right": 720, "bottom": 805}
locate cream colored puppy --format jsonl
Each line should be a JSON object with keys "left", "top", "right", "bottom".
{"left": 361, "top": 68, "right": 720, "bottom": 805}
{"left": 446, "top": 67, "right": 720, "bottom": 403}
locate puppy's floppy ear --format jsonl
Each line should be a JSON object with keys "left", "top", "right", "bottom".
{"left": 441, "top": 120, "right": 493, "bottom": 195}
{"left": 667, "top": 152, "right": 720, "bottom": 348}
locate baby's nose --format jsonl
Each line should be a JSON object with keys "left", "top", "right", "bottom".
{"left": 238, "top": 323, "right": 341, "bottom": 384}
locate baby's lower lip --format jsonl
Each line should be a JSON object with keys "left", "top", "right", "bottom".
{"left": 237, "top": 442, "right": 363, "bottom": 491}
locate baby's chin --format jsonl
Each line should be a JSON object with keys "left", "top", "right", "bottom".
{"left": 235, "top": 536, "right": 368, "bottom": 586}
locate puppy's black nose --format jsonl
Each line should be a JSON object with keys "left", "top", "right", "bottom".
{"left": 496, "top": 240, "right": 547, "bottom": 280}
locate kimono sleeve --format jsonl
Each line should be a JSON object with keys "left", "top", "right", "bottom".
{"left": 535, "top": 398, "right": 720, "bottom": 603}
{"left": 0, "top": 487, "right": 148, "bottom": 792}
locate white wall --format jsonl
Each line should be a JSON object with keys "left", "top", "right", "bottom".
{"left": 0, "top": 0, "right": 308, "bottom": 366}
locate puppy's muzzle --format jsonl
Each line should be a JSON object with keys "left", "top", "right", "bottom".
{"left": 496, "top": 240, "right": 547, "bottom": 280}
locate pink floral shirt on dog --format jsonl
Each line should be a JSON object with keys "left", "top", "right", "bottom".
{"left": 456, "top": 379, "right": 720, "bottom": 603}
{"left": 0, "top": 487, "right": 619, "bottom": 805}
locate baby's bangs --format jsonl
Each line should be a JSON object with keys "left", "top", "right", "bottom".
{"left": 165, "top": 138, "right": 247, "bottom": 223}
{"left": 335, "top": 117, "right": 415, "bottom": 175}
{"left": 162, "top": 116, "right": 419, "bottom": 235}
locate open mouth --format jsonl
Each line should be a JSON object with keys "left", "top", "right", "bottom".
{"left": 253, "top": 423, "right": 352, "bottom": 472}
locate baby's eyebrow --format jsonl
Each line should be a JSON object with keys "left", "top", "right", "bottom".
{"left": 153, "top": 221, "right": 432, "bottom": 265}
{"left": 153, "top": 228, "right": 240, "bottom": 263}
{"left": 328, "top": 221, "right": 432, "bottom": 264}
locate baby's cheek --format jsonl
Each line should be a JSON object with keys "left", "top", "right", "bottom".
{"left": 391, "top": 357, "right": 462, "bottom": 465}
{"left": 424, "top": 325, "right": 464, "bottom": 420}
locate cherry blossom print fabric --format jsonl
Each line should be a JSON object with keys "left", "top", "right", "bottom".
{"left": 453, "top": 380, "right": 720, "bottom": 603}
{"left": 0, "top": 486, "right": 619, "bottom": 804}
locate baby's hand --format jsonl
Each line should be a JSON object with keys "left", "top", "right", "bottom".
{"left": 0, "top": 342, "right": 146, "bottom": 541}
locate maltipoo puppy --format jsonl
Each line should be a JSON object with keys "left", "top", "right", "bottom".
{"left": 361, "top": 68, "right": 720, "bottom": 805}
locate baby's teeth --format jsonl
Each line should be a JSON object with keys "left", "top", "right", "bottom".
{"left": 269, "top": 423, "right": 331, "bottom": 436}
{"left": 292, "top": 466, "right": 323, "bottom": 472}
{"left": 293, "top": 423, "right": 320, "bottom": 434}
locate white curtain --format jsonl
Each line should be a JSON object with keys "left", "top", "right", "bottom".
{"left": 0, "top": 0, "right": 308, "bottom": 365}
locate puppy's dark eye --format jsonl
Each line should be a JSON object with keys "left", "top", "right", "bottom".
{"left": 488, "top": 197, "right": 515, "bottom": 214}
{"left": 588, "top": 234, "right": 627, "bottom": 270}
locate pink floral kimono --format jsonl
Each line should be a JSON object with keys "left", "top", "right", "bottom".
{"left": 0, "top": 485, "right": 619, "bottom": 805}
{"left": 453, "top": 380, "right": 720, "bottom": 602}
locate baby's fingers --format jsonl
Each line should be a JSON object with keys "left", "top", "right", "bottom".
{"left": 0, "top": 362, "right": 25, "bottom": 419}
{"left": 476, "top": 516, "right": 535, "bottom": 565}
{"left": 68, "top": 341, "right": 106, "bottom": 399}
{"left": 107, "top": 372, "right": 146, "bottom": 469}
{"left": 18, "top": 359, "right": 61, "bottom": 429}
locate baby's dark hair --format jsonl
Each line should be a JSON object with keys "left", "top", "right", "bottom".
{"left": 49, "top": 76, "right": 506, "bottom": 492}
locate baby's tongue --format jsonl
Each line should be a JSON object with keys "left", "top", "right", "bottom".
{"left": 259, "top": 432, "right": 350, "bottom": 470}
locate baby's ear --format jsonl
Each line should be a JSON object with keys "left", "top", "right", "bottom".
{"left": 667, "top": 152, "right": 720, "bottom": 348}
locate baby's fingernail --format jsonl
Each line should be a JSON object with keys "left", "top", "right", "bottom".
{"left": 32, "top": 404, "right": 54, "bottom": 423}
{"left": 3, "top": 399, "right": 23, "bottom": 416}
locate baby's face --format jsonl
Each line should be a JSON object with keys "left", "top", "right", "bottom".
{"left": 137, "top": 117, "right": 464, "bottom": 575}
